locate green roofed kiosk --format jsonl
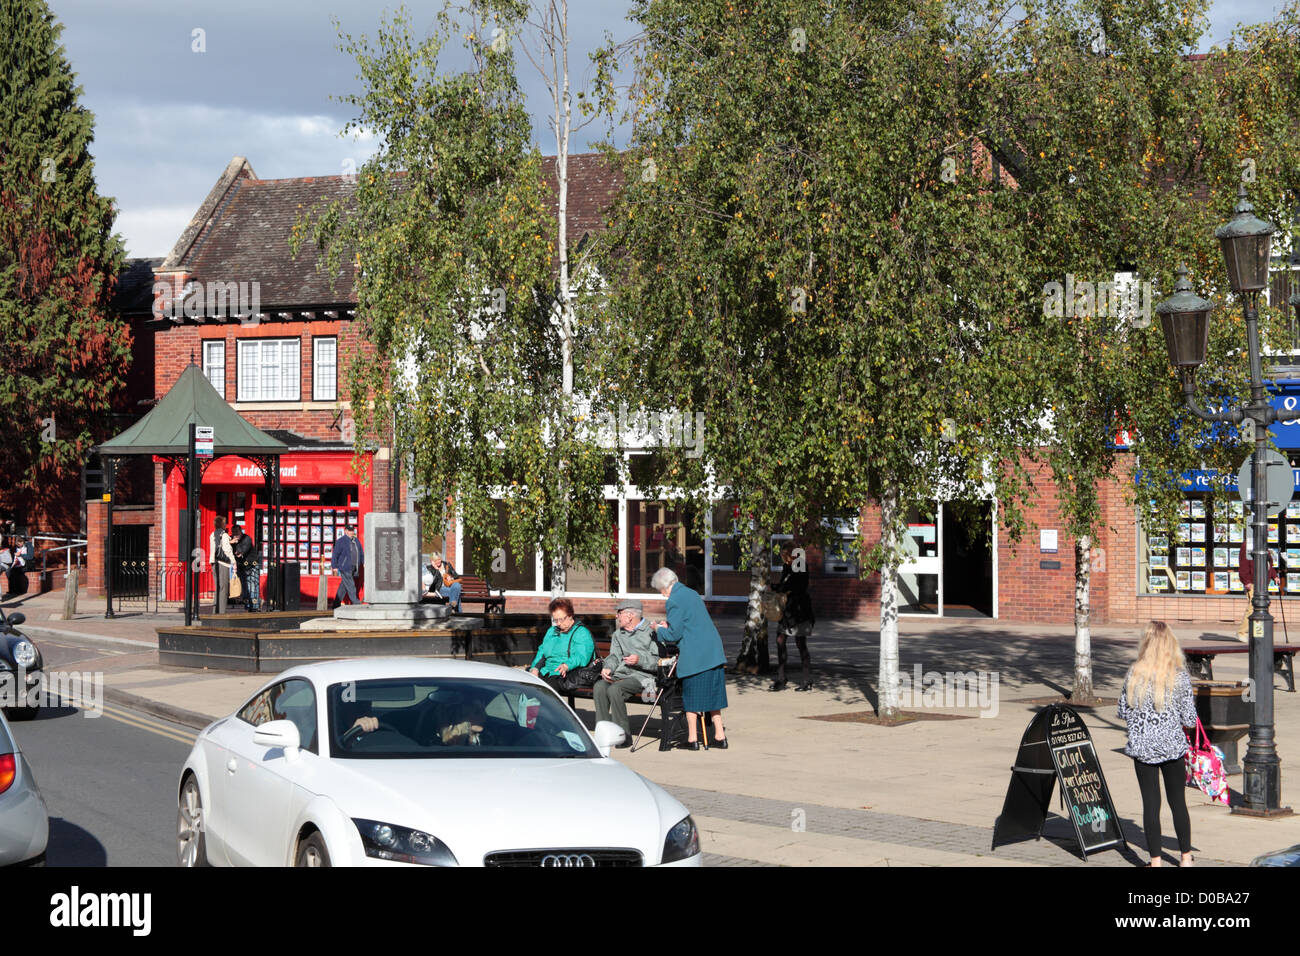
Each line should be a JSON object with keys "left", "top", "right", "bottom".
{"left": 94, "top": 364, "right": 288, "bottom": 624}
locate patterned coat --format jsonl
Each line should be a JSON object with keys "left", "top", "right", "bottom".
{"left": 1117, "top": 668, "right": 1198, "bottom": 763}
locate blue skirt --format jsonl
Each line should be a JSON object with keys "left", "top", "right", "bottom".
{"left": 681, "top": 664, "right": 728, "bottom": 712}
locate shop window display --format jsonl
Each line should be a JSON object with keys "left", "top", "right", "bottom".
{"left": 1140, "top": 494, "right": 1293, "bottom": 596}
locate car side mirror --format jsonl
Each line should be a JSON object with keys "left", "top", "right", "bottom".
{"left": 593, "top": 720, "right": 626, "bottom": 757}
{"left": 253, "top": 719, "right": 301, "bottom": 760}
{"left": 5, "top": 612, "right": 24, "bottom": 627}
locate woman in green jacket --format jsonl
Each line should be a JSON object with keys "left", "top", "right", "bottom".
{"left": 528, "top": 597, "right": 596, "bottom": 695}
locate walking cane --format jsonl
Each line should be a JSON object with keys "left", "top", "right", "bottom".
{"left": 632, "top": 656, "right": 679, "bottom": 752}
{"left": 1279, "top": 574, "right": 1290, "bottom": 645}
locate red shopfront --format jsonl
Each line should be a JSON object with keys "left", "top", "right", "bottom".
{"left": 161, "top": 451, "right": 374, "bottom": 603}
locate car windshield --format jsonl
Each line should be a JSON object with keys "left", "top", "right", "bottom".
{"left": 326, "top": 677, "right": 597, "bottom": 760}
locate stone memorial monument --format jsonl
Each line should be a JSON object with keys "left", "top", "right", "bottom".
{"left": 301, "top": 512, "right": 464, "bottom": 631}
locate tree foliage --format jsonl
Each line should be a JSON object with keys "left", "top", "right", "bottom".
{"left": 0, "top": 0, "right": 129, "bottom": 523}
{"left": 293, "top": 4, "right": 616, "bottom": 583}
{"left": 599, "top": 0, "right": 1048, "bottom": 694}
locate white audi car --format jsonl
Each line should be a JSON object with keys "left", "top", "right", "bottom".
{"left": 176, "top": 658, "right": 701, "bottom": 867}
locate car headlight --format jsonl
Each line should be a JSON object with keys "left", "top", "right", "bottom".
{"left": 662, "top": 815, "right": 699, "bottom": 864}
{"left": 353, "top": 818, "right": 458, "bottom": 866}
{"left": 12, "top": 640, "right": 36, "bottom": 669}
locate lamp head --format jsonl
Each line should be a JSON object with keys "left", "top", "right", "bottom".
{"left": 1214, "top": 185, "right": 1275, "bottom": 294}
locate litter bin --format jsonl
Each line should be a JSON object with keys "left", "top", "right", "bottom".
{"left": 267, "top": 562, "right": 302, "bottom": 611}
{"left": 1193, "top": 680, "right": 1252, "bottom": 775}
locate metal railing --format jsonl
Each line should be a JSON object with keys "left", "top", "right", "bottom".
{"left": 112, "top": 556, "right": 151, "bottom": 612}
{"left": 30, "top": 534, "right": 87, "bottom": 575}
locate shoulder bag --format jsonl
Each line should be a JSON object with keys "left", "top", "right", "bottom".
{"left": 558, "top": 629, "right": 603, "bottom": 691}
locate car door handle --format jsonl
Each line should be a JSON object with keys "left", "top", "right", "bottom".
{"left": 227, "top": 758, "right": 238, "bottom": 774}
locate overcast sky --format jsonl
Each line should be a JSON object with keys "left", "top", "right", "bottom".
{"left": 42, "top": 0, "right": 1285, "bottom": 259}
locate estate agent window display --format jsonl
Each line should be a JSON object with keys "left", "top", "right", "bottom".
{"left": 1139, "top": 493, "right": 1299, "bottom": 597}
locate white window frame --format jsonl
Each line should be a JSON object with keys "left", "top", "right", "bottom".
{"left": 312, "top": 336, "right": 337, "bottom": 401}
{"left": 237, "top": 338, "right": 301, "bottom": 402}
{"left": 202, "top": 340, "right": 226, "bottom": 399}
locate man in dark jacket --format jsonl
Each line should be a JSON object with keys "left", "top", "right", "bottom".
{"left": 331, "top": 524, "right": 364, "bottom": 608}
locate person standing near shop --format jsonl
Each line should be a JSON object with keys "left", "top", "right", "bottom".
{"left": 331, "top": 523, "right": 364, "bottom": 608}
{"left": 651, "top": 567, "right": 728, "bottom": 750}
{"left": 231, "top": 524, "right": 262, "bottom": 612}
{"left": 1237, "top": 538, "right": 1278, "bottom": 641}
{"left": 209, "top": 517, "right": 236, "bottom": 614}
{"left": 1117, "top": 621, "right": 1198, "bottom": 866}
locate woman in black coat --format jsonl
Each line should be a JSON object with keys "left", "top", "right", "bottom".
{"left": 771, "top": 544, "right": 814, "bottom": 691}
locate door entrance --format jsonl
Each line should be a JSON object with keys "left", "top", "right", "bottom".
{"left": 898, "top": 500, "right": 996, "bottom": 617}
{"left": 942, "top": 500, "right": 994, "bottom": 618}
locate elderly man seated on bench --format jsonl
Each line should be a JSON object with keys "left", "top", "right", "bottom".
{"left": 595, "top": 598, "right": 661, "bottom": 747}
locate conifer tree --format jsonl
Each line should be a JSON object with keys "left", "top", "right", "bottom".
{"left": 0, "top": 0, "right": 130, "bottom": 524}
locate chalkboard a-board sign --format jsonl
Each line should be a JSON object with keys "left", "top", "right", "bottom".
{"left": 991, "top": 704, "right": 1125, "bottom": 859}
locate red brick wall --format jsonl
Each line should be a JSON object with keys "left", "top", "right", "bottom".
{"left": 84, "top": 499, "right": 153, "bottom": 597}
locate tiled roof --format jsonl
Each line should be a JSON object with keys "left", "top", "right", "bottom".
{"left": 539, "top": 152, "right": 625, "bottom": 245}
{"left": 113, "top": 257, "right": 163, "bottom": 314}
{"left": 167, "top": 152, "right": 624, "bottom": 310}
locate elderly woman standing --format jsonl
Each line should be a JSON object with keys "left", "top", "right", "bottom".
{"left": 651, "top": 568, "right": 728, "bottom": 750}
{"left": 1117, "top": 621, "right": 1198, "bottom": 867}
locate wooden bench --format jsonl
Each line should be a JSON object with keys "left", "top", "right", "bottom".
{"left": 425, "top": 574, "right": 506, "bottom": 615}
{"left": 1184, "top": 645, "right": 1298, "bottom": 692}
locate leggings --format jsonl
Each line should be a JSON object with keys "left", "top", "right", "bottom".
{"left": 776, "top": 626, "right": 810, "bottom": 684}
{"left": 1133, "top": 757, "right": 1192, "bottom": 858}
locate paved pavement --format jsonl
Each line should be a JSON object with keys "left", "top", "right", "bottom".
{"left": 9, "top": 588, "right": 1300, "bottom": 866}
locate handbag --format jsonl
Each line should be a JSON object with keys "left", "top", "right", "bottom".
{"left": 229, "top": 566, "right": 242, "bottom": 599}
{"left": 557, "top": 631, "right": 603, "bottom": 691}
{"left": 761, "top": 590, "right": 788, "bottom": 622}
{"left": 1184, "top": 717, "right": 1230, "bottom": 806}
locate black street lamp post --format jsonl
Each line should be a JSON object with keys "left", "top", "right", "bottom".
{"left": 1157, "top": 185, "right": 1290, "bottom": 815}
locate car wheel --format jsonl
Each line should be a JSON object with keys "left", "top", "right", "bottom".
{"left": 295, "top": 832, "right": 330, "bottom": 867}
{"left": 176, "top": 776, "right": 207, "bottom": 867}
{"left": 4, "top": 706, "right": 39, "bottom": 721}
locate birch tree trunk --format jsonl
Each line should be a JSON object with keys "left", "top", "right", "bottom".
{"left": 735, "top": 524, "right": 770, "bottom": 673}
{"left": 536, "top": 0, "right": 575, "bottom": 596}
{"left": 1072, "top": 534, "right": 1094, "bottom": 702}
{"left": 878, "top": 489, "right": 901, "bottom": 720}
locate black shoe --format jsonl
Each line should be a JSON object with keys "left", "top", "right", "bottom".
{"left": 712, "top": 736, "right": 728, "bottom": 749}
{"left": 795, "top": 682, "right": 813, "bottom": 692}
{"left": 770, "top": 680, "right": 787, "bottom": 692}
{"left": 680, "top": 741, "right": 700, "bottom": 751}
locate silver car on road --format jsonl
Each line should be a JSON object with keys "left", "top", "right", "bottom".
{"left": 0, "top": 709, "right": 48, "bottom": 865}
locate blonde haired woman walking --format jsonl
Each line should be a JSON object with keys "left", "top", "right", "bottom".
{"left": 1117, "top": 621, "right": 1198, "bottom": 866}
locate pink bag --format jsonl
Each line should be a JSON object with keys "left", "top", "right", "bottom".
{"left": 1185, "top": 718, "right": 1230, "bottom": 806}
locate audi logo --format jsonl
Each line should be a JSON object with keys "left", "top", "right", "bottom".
{"left": 540, "top": 853, "right": 596, "bottom": 867}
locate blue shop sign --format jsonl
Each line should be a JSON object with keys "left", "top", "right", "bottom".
{"left": 1180, "top": 468, "right": 1300, "bottom": 493}
{"left": 1175, "top": 380, "right": 1300, "bottom": 490}
{"left": 1270, "top": 379, "right": 1300, "bottom": 449}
